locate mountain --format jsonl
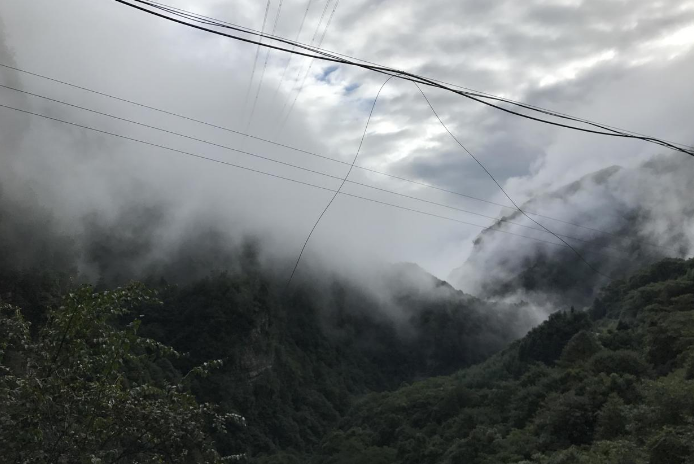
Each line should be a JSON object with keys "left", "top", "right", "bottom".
{"left": 134, "top": 260, "right": 542, "bottom": 457}
{"left": 0, "top": 256, "right": 537, "bottom": 459}
{"left": 450, "top": 154, "right": 694, "bottom": 308}
{"left": 4, "top": 149, "right": 694, "bottom": 462}
{"left": 302, "top": 257, "right": 694, "bottom": 464}
{"left": 4, "top": 249, "right": 694, "bottom": 462}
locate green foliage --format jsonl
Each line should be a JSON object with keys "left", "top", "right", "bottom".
{"left": 686, "top": 355, "right": 694, "bottom": 380}
{"left": 648, "top": 428, "right": 691, "bottom": 464}
{"left": 518, "top": 310, "right": 591, "bottom": 365}
{"left": 0, "top": 285, "right": 238, "bottom": 463}
{"left": 133, "top": 268, "right": 525, "bottom": 459}
{"left": 303, "top": 258, "right": 694, "bottom": 464}
{"left": 595, "top": 394, "right": 627, "bottom": 440}
{"left": 5, "top": 255, "right": 694, "bottom": 463}
{"left": 535, "top": 391, "right": 596, "bottom": 448}
{"left": 588, "top": 349, "right": 650, "bottom": 377}
{"left": 641, "top": 375, "right": 694, "bottom": 427}
{"left": 559, "top": 330, "right": 602, "bottom": 364}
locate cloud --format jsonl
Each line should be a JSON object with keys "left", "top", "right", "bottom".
{"left": 449, "top": 153, "right": 694, "bottom": 309}
{"left": 0, "top": 0, "right": 693, "bottom": 286}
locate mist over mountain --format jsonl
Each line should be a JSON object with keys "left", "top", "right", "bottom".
{"left": 450, "top": 153, "right": 694, "bottom": 309}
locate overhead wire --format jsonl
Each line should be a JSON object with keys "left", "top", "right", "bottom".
{"left": 140, "top": 0, "right": 694, "bottom": 153}
{"left": 244, "top": 0, "right": 283, "bottom": 135}
{"left": 240, "top": 0, "right": 271, "bottom": 121}
{"left": 274, "top": 0, "right": 334, "bottom": 133}
{"left": 0, "top": 75, "right": 620, "bottom": 283}
{"left": 0, "top": 100, "right": 604, "bottom": 253}
{"left": 271, "top": 0, "right": 314, "bottom": 104}
{"left": 116, "top": 0, "right": 694, "bottom": 157}
{"left": 142, "top": 0, "right": 325, "bottom": 135}
{"left": 276, "top": 0, "right": 340, "bottom": 138}
{"left": 0, "top": 61, "right": 675, "bottom": 254}
{"left": 285, "top": 74, "right": 393, "bottom": 289}
{"left": 3, "top": 0, "right": 684, "bottom": 293}
{"left": 0, "top": 81, "right": 665, "bottom": 258}
{"left": 414, "top": 83, "right": 614, "bottom": 281}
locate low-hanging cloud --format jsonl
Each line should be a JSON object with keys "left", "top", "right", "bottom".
{"left": 0, "top": 0, "right": 693, "bottom": 302}
{"left": 450, "top": 153, "right": 694, "bottom": 309}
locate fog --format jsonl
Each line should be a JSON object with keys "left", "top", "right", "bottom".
{"left": 450, "top": 154, "right": 694, "bottom": 308}
{"left": 1, "top": 0, "right": 693, "bottom": 318}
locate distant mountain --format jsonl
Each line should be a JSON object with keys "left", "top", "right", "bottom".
{"left": 449, "top": 154, "right": 694, "bottom": 308}
{"left": 387, "top": 262, "right": 457, "bottom": 293}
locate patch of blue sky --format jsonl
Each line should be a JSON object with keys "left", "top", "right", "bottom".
{"left": 316, "top": 65, "right": 339, "bottom": 82}
{"left": 344, "top": 82, "right": 360, "bottom": 95}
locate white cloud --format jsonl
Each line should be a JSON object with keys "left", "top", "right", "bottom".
{"left": 539, "top": 49, "right": 617, "bottom": 87}
{"left": 1, "top": 0, "right": 693, "bottom": 282}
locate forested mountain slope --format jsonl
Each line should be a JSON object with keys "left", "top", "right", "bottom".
{"left": 3, "top": 201, "right": 694, "bottom": 462}
{"left": 451, "top": 155, "right": 694, "bottom": 309}
{"left": 0, "top": 257, "right": 537, "bottom": 460}
{"left": 135, "top": 262, "right": 537, "bottom": 457}
{"left": 301, "top": 258, "right": 694, "bottom": 464}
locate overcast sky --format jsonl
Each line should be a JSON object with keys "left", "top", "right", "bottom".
{"left": 0, "top": 0, "right": 693, "bottom": 280}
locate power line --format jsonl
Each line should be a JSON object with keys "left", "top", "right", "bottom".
{"left": 286, "top": 75, "right": 393, "bottom": 289}
{"left": 149, "top": 0, "right": 338, "bottom": 129}
{"left": 141, "top": 0, "right": 694, "bottom": 153}
{"left": 274, "top": 0, "right": 333, "bottom": 133}
{"left": 244, "top": 0, "right": 283, "bottom": 136}
{"left": 0, "top": 81, "right": 660, "bottom": 257}
{"left": 0, "top": 61, "right": 674, "bottom": 253}
{"left": 0, "top": 100, "right": 600, "bottom": 252}
{"left": 415, "top": 83, "right": 613, "bottom": 281}
{"left": 0, "top": 63, "right": 495, "bottom": 207}
{"left": 116, "top": 0, "right": 694, "bottom": 157}
{"left": 240, "top": 0, "right": 271, "bottom": 122}
{"left": 271, "top": 0, "right": 314, "bottom": 104}
{"left": 1, "top": 85, "right": 623, "bottom": 285}
{"left": 276, "top": 0, "right": 340, "bottom": 138}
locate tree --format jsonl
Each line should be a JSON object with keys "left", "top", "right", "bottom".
{"left": 534, "top": 392, "right": 596, "bottom": 448}
{"left": 648, "top": 428, "right": 690, "bottom": 464}
{"left": 560, "top": 331, "right": 602, "bottom": 365}
{"left": 0, "top": 284, "right": 242, "bottom": 463}
{"left": 518, "top": 311, "right": 591, "bottom": 365}
{"left": 594, "top": 394, "right": 627, "bottom": 440}
{"left": 686, "top": 355, "right": 694, "bottom": 380}
{"left": 588, "top": 350, "right": 649, "bottom": 377}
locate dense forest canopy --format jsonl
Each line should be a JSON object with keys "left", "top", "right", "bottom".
{"left": 2, "top": 253, "right": 694, "bottom": 462}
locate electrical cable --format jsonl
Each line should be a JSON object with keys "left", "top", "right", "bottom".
{"left": 0, "top": 81, "right": 663, "bottom": 257}
{"left": 0, "top": 62, "right": 675, "bottom": 253}
{"left": 244, "top": 0, "right": 283, "bottom": 135}
{"left": 271, "top": 0, "right": 314, "bottom": 104}
{"left": 240, "top": 0, "right": 271, "bottom": 121}
{"left": 285, "top": 75, "right": 392, "bottom": 289}
{"left": 415, "top": 83, "right": 614, "bottom": 281}
{"left": 0, "top": 100, "right": 596, "bottom": 252}
{"left": 276, "top": 0, "right": 340, "bottom": 138}
{"left": 274, "top": 0, "right": 334, "bottom": 132}
{"left": 141, "top": 0, "right": 694, "bottom": 152}
{"left": 116, "top": 0, "right": 694, "bottom": 157}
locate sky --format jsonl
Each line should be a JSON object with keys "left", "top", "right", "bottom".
{"left": 0, "top": 0, "right": 693, "bottom": 282}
